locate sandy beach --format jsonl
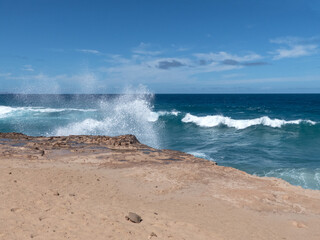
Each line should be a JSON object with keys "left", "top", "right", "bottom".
{"left": 0, "top": 132, "right": 320, "bottom": 240}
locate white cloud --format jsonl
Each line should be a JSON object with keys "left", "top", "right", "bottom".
{"left": 100, "top": 56, "right": 193, "bottom": 85}
{"left": 76, "top": 49, "right": 101, "bottom": 54}
{"left": 98, "top": 51, "right": 245, "bottom": 86}
{"left": 222, "top": 73, "right": 246, "bottom": 79}
{"left": 270, "top": 36, "right": 302, "bottom": 45}
{"left": 132, "top": 42, "right": 162, "bottom": 56}
{"left": 195, "top": 61, "right": 242, "bottom": 73}
{"left": 194, "top": 51, "right": 262, "bottom": 62}
{"left": 213, "top": 75, "right": 320, "bottom": 85}
{"left": 104, "top": 54, "right": 132, "bottom": 65}
{"left": 176, "top": 47, "right": 190, "bottom": 52}
{"left": 271, "top": 44, "right": 317, "bottom": 60}
{"left": 270, "top": 36, "right": 319, "bottom": 60}
{"left": 0, "top": 72, "right": 12, "bottom": 77}
{"left": 22, "top": 65, "right": 34, "bottom": 72}
{"left": 170, "top": 44, "right": 190, "bottom": 52}
{"left": 270, "top": 36, "right": 320, "bottom": 45}
{"left": 1, "top": 45, "right": 273, "bottom": 93}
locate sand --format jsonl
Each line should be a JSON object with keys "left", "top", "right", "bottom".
{"left": 0, "top": 133, "right": 320, "bottom": 239}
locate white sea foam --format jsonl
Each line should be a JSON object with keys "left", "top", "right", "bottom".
{"left": 187, "top": 151, "right": 207, "bottom": 158}
{"left": 157, "top": 110, "right": 180, "bottom": 116}
{"left": 187, "top": 151, "right": 208, "bottom": 159}
{"left": 149, "top": 110, "right": 180, "bottom": 121}
{"left": 27, "top": 107, "right": 97, "bottom": 113}
{"left": 143, "top": 110, "right": 181, "bottom": 122}
{"left": 182, "top": 113, "right": 316, "bottom": 129}
{"left": 54, "top": 87, "right": 160, "bottom": 148}
{"left": 262, "top": 168, "right": 320, "bottom": 190}
{"left": 0, "top": 105, "right": 96, "bottom": 118}
{"left": 0, "top": 106, "right": 14, "bottom": 118}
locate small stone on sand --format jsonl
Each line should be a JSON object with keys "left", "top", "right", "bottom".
{"left": 148, "top": 232, "right": 157, "bottom": 239}
{"left": 125, "top": 212, "right": 142, "bottom": 223}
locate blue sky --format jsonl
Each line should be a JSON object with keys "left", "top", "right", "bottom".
{"left": 0, "top": 0, "right": 320, "bottom": 93}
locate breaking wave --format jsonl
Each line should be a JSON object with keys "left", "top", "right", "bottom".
{"left": 182, "top": 113, "right": 316, "bottom": 129}
{"left": 0, "top": 106, "right": 13, "bottom": 118}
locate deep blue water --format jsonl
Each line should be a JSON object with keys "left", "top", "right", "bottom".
{"left": 1, "top": 93, "right": 320, "bottom": 189}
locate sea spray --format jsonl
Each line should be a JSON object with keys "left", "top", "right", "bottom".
{"left": 54, "top": 86, "right": 161, "bottom": 148}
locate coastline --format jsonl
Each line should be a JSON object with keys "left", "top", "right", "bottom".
{"left": 1, "top": 133, "right": 319, "bottom": 239}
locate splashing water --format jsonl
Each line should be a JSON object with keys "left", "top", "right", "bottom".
{"left": 54, "top": 86, "right": 161, "bottom": 148}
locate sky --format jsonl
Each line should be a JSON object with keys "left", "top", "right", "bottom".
{"left": 0, "top": 0, "right": 320, "bottom": 93}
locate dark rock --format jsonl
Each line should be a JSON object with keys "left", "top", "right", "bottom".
{"left": 0, "top": 132, "right": 29, "bottom": 139}
{"left": 125, "top": 212, "right": 142, "bottom": 223}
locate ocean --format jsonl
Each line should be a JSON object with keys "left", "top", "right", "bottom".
{"left": 0, "top": 93, "right": 319, "bottom": 190}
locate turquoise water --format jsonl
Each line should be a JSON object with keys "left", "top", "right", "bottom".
{"left": 1, "top": 93, "right": 319, "bottom": 189}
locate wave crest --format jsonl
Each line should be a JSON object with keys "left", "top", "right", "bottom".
{"left": 0, "top": 106, "right": 14, "bottom": 118}
{"left": 182, "top": 113, "right": 316, "bottom": 129}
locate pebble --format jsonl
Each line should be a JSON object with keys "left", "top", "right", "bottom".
{"left": 148, "top": 232, "right": 157, "bottom": 239}
{"left": 125, "top": 212, "right": 142, "bottom": 223}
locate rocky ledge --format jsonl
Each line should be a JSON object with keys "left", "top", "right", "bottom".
{"left": 0, "top": 132, "right": 216, "bottom": 166}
